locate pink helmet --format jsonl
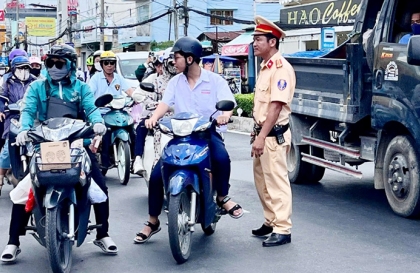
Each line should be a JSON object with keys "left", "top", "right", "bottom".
{"left": 29, "top": 56, "right": 42, "bottom": 65}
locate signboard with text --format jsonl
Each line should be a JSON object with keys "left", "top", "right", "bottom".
{"left": 0, "top": 10, "right": 4, "bottom": 21}
{"left": 25, "top": 17, "right": 56, "bottom": 37}
{"left": 279, "top": 0, "right": 362, "bottom": 27}
{"left": 67, "top": 0, "right": 78, "bottom": 15}
{"left": 6, "top": 0, "right": 25, "bottom": 9}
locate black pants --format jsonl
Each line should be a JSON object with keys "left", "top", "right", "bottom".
{"left": 101, "top": 128, "right": 136, "bottom": 167}
{"left": 135, "top": 120, "right": 148, "bottom": 157}
{"left": 8, "top": 148, "right": 110, "bottom": 246}
{"left": 148, "top": 130, "right": 231, "bottom": 216}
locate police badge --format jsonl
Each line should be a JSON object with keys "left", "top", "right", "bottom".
{"left": 115, "top": 84, "right": 120, "bottom": 91}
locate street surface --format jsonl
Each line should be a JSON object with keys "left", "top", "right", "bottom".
{"left": 0, "top": 132, "right": 420, "bottom": 273}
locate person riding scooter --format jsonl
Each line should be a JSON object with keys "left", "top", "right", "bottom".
{"left": 134, "top": 37, "right": 243, "bottom": 244}
{"left": 1, "top": 44, "right": 118, "bottom": 263}
{"left": 89, "top": 50, "right": 135, "bottom": 169}
{"left": 132, "top": 48, "right": 177, "bottom": 174}
{"left": 0, "top": 56, "right": 37, "bottom": 196}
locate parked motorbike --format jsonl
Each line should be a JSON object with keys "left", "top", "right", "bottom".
{"left": 141, "top": 83, "right": 235, "bottom": 263}
{"left": 24, "top": 117, "right": 101, "bottom": 273}
{"left": 95, "top": 94, "right": 135, "bottom": 185}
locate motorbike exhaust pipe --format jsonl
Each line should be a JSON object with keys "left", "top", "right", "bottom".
{"left": 188, "top": 192, "right": 197, "bottom": 232}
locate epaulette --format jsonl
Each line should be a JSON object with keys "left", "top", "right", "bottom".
{"left": 276, "top": 59, "right": 283, "bottom": 68}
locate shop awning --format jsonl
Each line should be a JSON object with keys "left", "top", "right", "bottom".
{"left": 221, "top": 32, "right": 253, "bottom": 56}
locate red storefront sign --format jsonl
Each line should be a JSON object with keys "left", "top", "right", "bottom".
{"left": 221, "top": 44, "right": 250, "bottom": 56}
{"left": 6, "top": 0, "right": 25, "bottom": 9}
{"left": 68, "top": 0, "right": 78, "bottom": 15}
{"left": 0, "top": 10, "right": 4, "bottom": 21}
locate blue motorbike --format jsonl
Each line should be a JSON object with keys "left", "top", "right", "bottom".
{"left": 154, "top": 94, "right": 235, "bottom": 263}
{"left": 95, "top": 94, "right": 134, "bottom": 185}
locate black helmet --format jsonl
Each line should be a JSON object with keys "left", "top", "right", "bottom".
{"left": 47, "top": 44, "right": 77, "bottom": 64}
{"left": 172, "top": 37, "right": 202, "bottom": 62}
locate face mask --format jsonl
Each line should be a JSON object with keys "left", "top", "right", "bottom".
{"left": 48, "top": 65, "right": 70, "bottom": 81}
{"left": 412, "top": 23, "right": 420, "bottom": 35}
{"left": 94, "top": 62, "right": 102, "bottom": 72}
{"left": 14, "top": 68, "right": 30, "bottom": 81}
{"left": 30, "top": 68, "right": 41, "bottom": 77}
{"left": 0, "top": 69, "right": 5, "bottom": 76}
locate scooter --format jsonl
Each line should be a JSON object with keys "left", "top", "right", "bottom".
{"left": 24, "top": 117, "right": 101, "bottom": 273}
{"left": 95, "top": 94, "right": 135, "bottom": 185}
{"left": 142, "top": 82, "right": 236, "bottom": 264}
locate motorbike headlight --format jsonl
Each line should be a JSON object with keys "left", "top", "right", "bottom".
{"left": 159, "top": 123, "right": 171, "bottom": 134}
{"left": 194, "top": 122, "right": 211, "bottom": 132}
{"left": 171, "top": 118, "right": 198, "bottom": 137}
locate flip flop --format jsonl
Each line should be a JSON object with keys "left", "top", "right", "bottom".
{"left": 1, "top": 245, "right": 21, "bottom": 263}
{"left": 93, "top": 237, "right": 118, "bottom": 254}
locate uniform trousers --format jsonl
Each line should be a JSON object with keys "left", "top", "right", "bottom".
{"left": 148, "top": 130, "right": 230, "bottom": 217}
{"left": 253, "top": 129, "right": 292, "bottom": 234}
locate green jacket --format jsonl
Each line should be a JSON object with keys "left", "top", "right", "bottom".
{"left": 20, "top": 69, "right": 103, "bottom": 133}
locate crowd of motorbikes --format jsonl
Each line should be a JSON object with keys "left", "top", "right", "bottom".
{"left": 0, "top": 52, "right": 238, "bottom": 272}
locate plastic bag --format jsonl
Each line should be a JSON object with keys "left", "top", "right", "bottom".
{"left": 9, "top": 174, "right": 31, "bottom": 205}
{"left": 88, "top": 179, "right": 107, "bottom": 204}
{"left": 25, "top": 189, "right": 35, "bottom": 213}
{"left": 130, "top": 103, "right": 144, "bottom": 124}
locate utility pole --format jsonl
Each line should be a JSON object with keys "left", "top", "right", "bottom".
{"left": 253, "top": 0, "right": 257, "bottom": 18}
{"left": 100, "top": 0, "right": 105, "bottom": 50}
{"left": 183, "top": 0, "right": 188, "bottom": 36}
{"left": 215, "top": 26, "right": 218, "bottom": 54}
{"left": 168, "top": 12, "right": 172, "bottom": 40}
{"left": 173, "top": 0, "right": 178, "bottom": 40}
{"left": 16, "top": 0, "right": 19, "bottom": 48}
{"left": 68, "top": 18, "right": 73, "bottom": 43}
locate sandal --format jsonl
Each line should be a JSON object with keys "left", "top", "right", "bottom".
{"left": 93, "top": 237, "right": 118, "bottom": 254}
{"left": 217, "top": 196, "right": 244, "bottom": 219}
{"left": 1, "top": 244, "right": 21, "bottom": 263}
{"left": 133, "top": 220, "right": 161, "bottom": 244}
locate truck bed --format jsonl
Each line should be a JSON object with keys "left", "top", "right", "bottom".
{"left": 286, "top": 43, "right": 372, "bottom": 124}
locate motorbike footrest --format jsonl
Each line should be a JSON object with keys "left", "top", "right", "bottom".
{"left": 88, "top": 224, "right": 103, "bottom": 231}
{"left": 25, "top": 226, "right": 37, "bottom": 232}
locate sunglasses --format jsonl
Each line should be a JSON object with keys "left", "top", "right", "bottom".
{"left": 46, "top": 59, "right": 66, "bottom": 69}
{"left": 103, "top": 61, "right": 115, "bottom": 66}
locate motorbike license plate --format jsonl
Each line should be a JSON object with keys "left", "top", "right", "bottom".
{"left": 40, "top": 141, "right": 71, "bottom": 170}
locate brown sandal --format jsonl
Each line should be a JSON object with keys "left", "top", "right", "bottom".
{"left": 133, "top": 220, "right": 161, "bottom": 244}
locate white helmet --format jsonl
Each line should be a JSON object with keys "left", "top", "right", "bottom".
{"left": 29, "top": 56, "right": 42, "bottom": 65}
{"left": 162, "top": 47, "right": 176, "bottom": 75}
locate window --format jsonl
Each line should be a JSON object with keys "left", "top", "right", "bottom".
{"left": 210, "top": 10, "right": 233, "bottom": 25}
{"left": 138, "top": 4, "right": 150, "bottom": 22}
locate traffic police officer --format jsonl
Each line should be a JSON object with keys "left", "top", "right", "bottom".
{"left": 250, "top": 15, "right": 296, "bottom": 247}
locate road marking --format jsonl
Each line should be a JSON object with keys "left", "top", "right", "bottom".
{"left": 227, "top": 130, "right": 250, "bottom": 136}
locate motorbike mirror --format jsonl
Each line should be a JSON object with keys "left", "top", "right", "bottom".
{"left": 215, "top": 100, "right": 235, "bottom": 112}
{"left": 140, "top": 82, "right": 155, "bottom": 93}
{"left": 95, "top": 94, "right": 113, "bottom": 107}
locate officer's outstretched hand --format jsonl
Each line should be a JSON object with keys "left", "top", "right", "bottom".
{"left": 251, "top": 136, "right": 265, "bottom": 158}
{"left": 93, "top": 123, "right": 107, "bottom": 136}
{"left": 145, "top": 117, "right": 158, "bottom": 129}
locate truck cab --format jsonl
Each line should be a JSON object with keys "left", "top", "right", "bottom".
{"left": 286, "top": 0, "right": 420, "bottom": 218}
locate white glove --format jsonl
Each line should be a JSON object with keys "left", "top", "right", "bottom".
{"left": 16, "top": 131, "right": 29, "bottom": 146}
{"left": 93, "top": 123, "right": 107, "bottom": 136}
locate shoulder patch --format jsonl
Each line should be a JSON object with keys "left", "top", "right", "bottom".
{"left": 277, "top": 79, "right": 287, "bottom": 91}
{"left": 276, "top": 59, "right": 283, "bottom": 68}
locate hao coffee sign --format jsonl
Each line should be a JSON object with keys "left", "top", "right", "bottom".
{"left": 280, "top": 0, "right": 362, "bottom": 27}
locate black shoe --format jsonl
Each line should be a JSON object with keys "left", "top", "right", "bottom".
{"left": 262, "top": 233, "right": 291, "bottom": 247}
{"left": 252, "top": 224, "right": 273, "bottom": 237}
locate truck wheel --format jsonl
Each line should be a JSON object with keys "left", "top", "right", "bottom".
{"left": 287, "top": 142, "right": 325, "bottom": 184}
{"left": 383, "top": 135, "right": 420, "bottom": 218}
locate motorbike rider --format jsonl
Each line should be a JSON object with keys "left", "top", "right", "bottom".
{"left": 0, "top": 63, "right": 7, "bottom": 78}
{"left": 134, "top": 37, "right": 243, "bottom": 243}
{"left": 89, "top": 50, "right": 134, "bottom": 169}
{"left": 0, "top": 49, "right": 28, "bottom": 87}
{"left": 1, "top": 44, "right": 118, "bottom": 263}
{"left": 28, "top": 56, "right": 44, "bottom": 79}
{"left": 132, "top": 48, "right": 177, "bottom": 174}
{"left": 85, "top": 55, "right": 94, "bottom": 82}
{"left": 89, "top": 50, "right": 104, "bottom": 77}
{"left": 0, "top": 56, "right": 37, "bottom": 196}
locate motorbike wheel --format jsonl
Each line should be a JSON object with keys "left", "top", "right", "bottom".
{"left": 117, "top": 140, "right": 131, "bottom": 185}
{"left": 168, "top": 190, "right": 192, "bottom": 264}
{"left": 46, "top": 203, "right": 72, "bottom": 273}
{"left": 201, "top": 222, "right": 217, "bottom": 235}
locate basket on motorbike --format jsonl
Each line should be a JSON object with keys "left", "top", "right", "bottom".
{"left": 34, "top": 148, "right": 83, "bottom": 187}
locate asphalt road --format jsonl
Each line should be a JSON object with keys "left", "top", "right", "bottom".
{"left": 1, "top": 132, "right": 420, "bottom": 273}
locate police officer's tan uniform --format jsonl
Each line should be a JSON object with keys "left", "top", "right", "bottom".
{"left": 252, "top": 16, "right": 296, "bottom": 235}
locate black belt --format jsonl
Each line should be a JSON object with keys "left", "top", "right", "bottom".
{"left": 254, "top": 123, "right": 289, "bottom": 137}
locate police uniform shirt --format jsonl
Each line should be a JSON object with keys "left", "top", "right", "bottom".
{"left": 253, "top": 52, "right": 296, "bottom": 127}
{"left": 89, "top": 71, "right": 130, "bottom": 98}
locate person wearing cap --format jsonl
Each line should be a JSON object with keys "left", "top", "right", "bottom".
{"left": 0, "top": 56, "right": 37, "bottom": 196}
{"left": 250, "top": 15, "right": 296, "bottom": 247}
{"left": 28, "top": 56, "right": 43, "bottom": 79}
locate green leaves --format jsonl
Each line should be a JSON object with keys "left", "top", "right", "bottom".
{"left": 233, "top": 93, "right": 254, "bottom": 117}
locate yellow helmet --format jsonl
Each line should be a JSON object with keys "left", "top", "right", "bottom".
{"left": 100, "top": 51, "right": 116, "bottom": 62}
